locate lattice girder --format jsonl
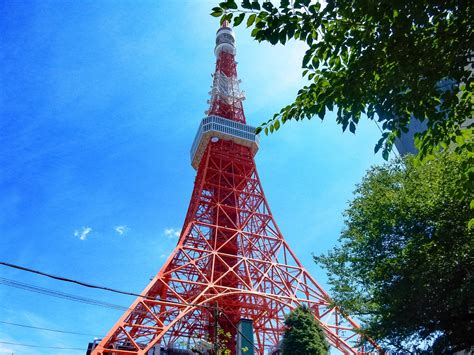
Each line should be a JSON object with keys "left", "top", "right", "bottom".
{"left": 93, "top": 139, "right": 379, "bottom": 355}
{"left": 93, "top": 22, "right": 380, "bottom": 355}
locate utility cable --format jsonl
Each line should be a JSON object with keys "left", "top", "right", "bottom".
{"left": 0, "top": 320, "right": 101, "bottom": 337}
{"left": 0, "top": 261, "right": 152, "bottom": 300}
{"left": 0, "top": 341, "right": 85, "bottom": 351}
{"left": 0, "top": 277, "right": 128, "bottom": 311}
{"left": 1, "top": 261, "right": 260, "bottom": 350}
{"left": 0, "top": 261, "right": 210, "bottom": 309}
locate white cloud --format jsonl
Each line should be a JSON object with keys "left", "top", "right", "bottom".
{"left": 74, "top": 226, "right": 92, "bottom": 241}
{"left": 163, "top": 228, "right": 180, "bottom": 239}
{"left": 0, "top": 342, "right": 14, "bottom": 353}
{"left": 160, "top": 254, "right": 167, "bottom": 259}
{"left": 115, "top": 225, "right": 129, "bottom": 235}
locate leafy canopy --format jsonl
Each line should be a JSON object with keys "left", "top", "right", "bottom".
{"left": 281, "top": 305, "right": 329, "bottom": 355}
{"left": 211, "top": 0, "right": 473, "bottom": 159}
{"left": 315, "top": 150, "right": 474, "bottom": 352}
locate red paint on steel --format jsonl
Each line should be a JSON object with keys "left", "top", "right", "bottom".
{"left": 92, "top": 25, "right": 381, "bottom": 355}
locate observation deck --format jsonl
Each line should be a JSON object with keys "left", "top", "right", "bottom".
{"left": 190, "top": 115, "right": 259, "bottom": 170}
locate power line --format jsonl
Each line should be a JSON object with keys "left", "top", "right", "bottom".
{"left": 0, "top": 320, "right": 101, "bottom": 337}
{"left": 0, "top": 261, "right": 258, "bottom": 350}
{"left": 0, "top": 277, "right": 128, "bottom": 311}
{"left": 0, "top": 261, "right": 151, "bottom": 300}
{"left": 0, "top": 341, "right": 85, "bottom": 351}
{"left": 0, "top": 261, "right": 211, "bottom": 309}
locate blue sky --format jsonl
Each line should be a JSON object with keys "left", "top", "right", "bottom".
{"left": 0, "top": 1, "right": 389, "bottom": 353}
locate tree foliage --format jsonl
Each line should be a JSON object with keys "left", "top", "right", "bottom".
{"left": 281, "top": 305, "right": 329, "bottom": 355}
{"left": 315, "top": 150, "right": 474, "bottom": 352}
{"left": 211, "top": 0, "right": 473, "bottom": 159}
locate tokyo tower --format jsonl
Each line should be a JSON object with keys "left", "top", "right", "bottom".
{"left": 92, "top": 23, "right": 380, "bottom": 355}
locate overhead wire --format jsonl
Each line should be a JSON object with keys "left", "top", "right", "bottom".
{"left": 0, "top": 261, "right": 211, "bottom": 310}
{"left": 0, "top": 277, "right": 128, "bottom": 311}
{"left": 1, "top": 261, "right": 262, "bottom": 351}
{"left": 0, "top": 320, "right": 101, "bottom": 337}
{"left": 0, "top": 341, "right": 85, "bottom": 351}
{"left": 0, "top": 261, "right": 152, "bottom": 300}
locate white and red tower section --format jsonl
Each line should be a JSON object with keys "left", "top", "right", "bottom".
{"left": 92, "top": 24, "right": 380, "bottom": 355}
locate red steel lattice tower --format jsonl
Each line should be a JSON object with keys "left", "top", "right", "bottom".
{"left": 93, "top": 24, "right": 380, "bottom": 355}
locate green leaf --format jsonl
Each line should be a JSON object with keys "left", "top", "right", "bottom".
{"left": 251, "top": 0, "right": 261, "bottom": 10}
{"left": 287, "top": 23, "right": 296, "bottom": 39}
{"left": 255, "top": 20, "right": 265, "bottom": 28}
{"left": 349, "top": 121, "right": 356, "bottom": 133}
{"left": 309, "top": 2, "right": 321, "bottom": 14}
{"left": 257, "top": 10, "right": 268, "bottom": 19}
{"left": 262, "top": 1, "right": 273, "bottom": 11}
{"left": 318, "top": 106, "right": 326, "bottom": 119}
{"left": 241, "top": 0, "right": 252, "bottom": 8}
{"left": 251, "top": 27, "right": 261, "bottom": 37}
{"left": 210, "top": 7, "right": 224, "bottom": 17}
{"left": 302, "top": 52, "right": 312, "bottom": 67}
{"left": 220, "top": 13, "right": 233, "bottom": 25}
{"left": 221, "top": 0, "right": 238, "bottom": 10}
{"left": 274, "top": 119, "right": 280, "bottom": 131}
{"left": 247, "top": 13, "right": 256, "bottom": 27}
{"left": 234, "top": 13, "right": 245, "bottom": 26}
{"left": 228, "top": 0, "right": 238, "bottom": 9}
{"left": 269, "top": 30, "right": 279, "bottom": 45}
{"left": 279, "top": 30, "right": 287, "bottom": 44}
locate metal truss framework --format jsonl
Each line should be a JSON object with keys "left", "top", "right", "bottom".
{"left": 206, "top": 50, "right": 246, "bottom": 123}
{"left": 93, "top": 23, "right": 380, "bottom": 355}
{"left": 93, "top": 140, "right": 379, "bottom": 355}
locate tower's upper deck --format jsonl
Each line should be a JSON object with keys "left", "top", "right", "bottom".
{"left": 190, "top": 115, "right": 259, "bottom": 170}
{"left": 191, "top": 23, "right": 259, "bottom": 170}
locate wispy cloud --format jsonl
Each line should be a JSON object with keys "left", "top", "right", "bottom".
{"left": 74, "top": 226, "right": 92, "bottom": 241}
{"left": 163, "top": 228, "right": 180, "bottom": 239}
{"left": 114, "top": 225, "right": 129, "bottom": 235}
